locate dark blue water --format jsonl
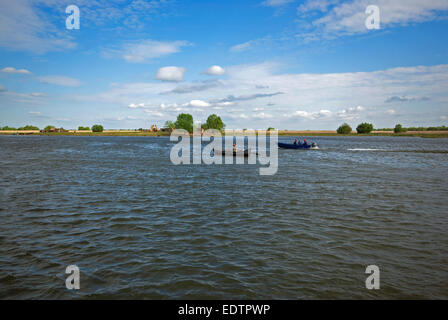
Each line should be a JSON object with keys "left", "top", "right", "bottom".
{"left": 0, "top": 135, "right": 447, "bottom": 299}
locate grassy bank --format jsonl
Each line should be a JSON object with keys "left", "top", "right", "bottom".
{"left": 1, "top": 130, "right": 448, "bottom": 138}
{"left": 0, "top": 130, "right": 171, "bottom": 137}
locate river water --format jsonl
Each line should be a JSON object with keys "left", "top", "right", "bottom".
{"left": 0, "top": 135, "right": 447, "bottom": 299}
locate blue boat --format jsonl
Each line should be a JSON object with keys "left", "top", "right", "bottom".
{"left": 278, "top": 142, "right": 318, "bottom": 150}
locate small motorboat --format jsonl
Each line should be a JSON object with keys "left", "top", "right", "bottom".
{"left": 213, "top": 149, "right": 256, "bottom": 157}
{"left": 278, "top": 142, "right": 318, "bottom": 150}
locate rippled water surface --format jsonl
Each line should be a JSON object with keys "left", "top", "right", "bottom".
{"left": 0, "top": 135, "right": 447, "bottom": 299}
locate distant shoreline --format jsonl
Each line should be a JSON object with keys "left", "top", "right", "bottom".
{"left": 1, "top": 130, "right": 448, "bottom": 138}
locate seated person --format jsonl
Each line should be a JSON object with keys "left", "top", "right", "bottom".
{"left": 303, "top": 139, "right": 308, "bottom": 146}
{"left": 293, "top": 139, "right": 298, "bottom": 145}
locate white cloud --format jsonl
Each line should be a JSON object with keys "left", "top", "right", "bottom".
{"left": 30, "top": 92, "right": 46, "bottom": 97}
{"left": 262, "top": 0, "right": 294, "bottom": 7}
{"left": 38, "top": 76, "right": 82, "bottom": 87}
{"left": 291, "top": 107, "right": 364, "bottom": 121}
{"left": 28, "top": 111, "right": 41, "bottom": 115}
{"left": 299, "top": 0, "right": 448, "bottom": 39}
{"left": 386, "top": 109, "right": 396, "bottom": 115}
{"left": 128, "top": 103, "right": 148, "bottom": 108}
{"left": 216, "top": 102, "right": 234, "bottom": 107}
{"left": 337, "top": 106, "right": 365, "bottom": 120}
{"left": 0, "top": 85, "right": 7, "bottom": 92}
{"left": 108, "top": 40, "right": 189, "bottom": 63}
{"left": 253, "top": 112, "right": 273, "bottom": 119}
{"left": 143, "top": 110, "right": 165, "bottom": 117}
{"left": 0, "top": 0, "right": 76, "bottom": 53}
{"left": 1, "top": 67, "right": 32, "bottom": 74}
{"left": 297, "top": 0, "right": 338, "bottom": 14}
{"left": 203, "top": 65, "right": 226, "bottom": 76}
{"left": 71, "top": 62, "right": 448, "bottom": 129}
{"left": 230, "top": 40, "right": 255, "bottom": 52}
{"left": 186, "top": 100, "right": 211, "bottom": 108}
{"left": 117, "top": 115, "right": 139, "bottom": 121}
{"left": 155, "top": 66, "right": 186, "bottom": 82}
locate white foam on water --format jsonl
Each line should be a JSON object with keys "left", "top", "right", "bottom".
{"left": 348, "top": 148, "right": 386, "bottom": 151}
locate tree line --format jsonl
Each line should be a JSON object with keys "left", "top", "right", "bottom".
{"left": 0, "top": 125, "right": 104, "bottom": 132}
{"left": 336, "top": 123, "right": 447, "bottom": 134}
{"left": 164, "top": 114, "right": 225, "bottom": 133}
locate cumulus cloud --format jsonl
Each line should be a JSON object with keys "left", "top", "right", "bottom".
{"left": 185, "top": 100, "right": 211, "bottom": 108}
{"left": 38, "top": 76, "right": 82, "bottom": 87}
{"left": 291, "top": 110, "right": 333, "bottom": 120}
{"left": 128, "top": 103, "right": 147, "bottom": 109}
{"left": 1, "top": 67, "right": 31, "bottom": 74}
{"left": 203, "top": 65, "right": 226, "bottom": 75}
{"left": 337, "top": 106, "right": 365, "bottom": 120}
{"left": 216, "top": 102, "right": 234, "bottom": 107}
{"left": 74, "top": 62, "right": 448, "bottom": 129}
{"left": 155, "top": 66, "right": 186, "bottom": 82}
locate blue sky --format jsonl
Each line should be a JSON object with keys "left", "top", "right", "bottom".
{"left": 0, "top": 0, "right": 447, "bottom": 129}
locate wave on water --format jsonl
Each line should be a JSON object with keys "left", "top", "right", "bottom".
{"left": 348, "top": 148, "right": 387, "bottom": 151}
{"left": 347, "top": 148, "right": 448, "bottom": 153}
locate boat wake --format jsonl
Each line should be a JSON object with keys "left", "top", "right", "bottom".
{"left": 348, "top": 148, "right": 386, "bottom": 151}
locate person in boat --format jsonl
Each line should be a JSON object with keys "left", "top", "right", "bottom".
{"left": 303, "top": 139, "right": 308, "bottom": 146}
{"left": 293, "top": 139, "right": 299, "bottom": 145}
{"left": 233, "top": 143, "right": 237, "bottom": 152}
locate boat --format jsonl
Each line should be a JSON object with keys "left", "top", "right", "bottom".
{"left": 213, "top": 149, "right": 256, "bottom": 157}
{"left": 278, "top": 142, "right": 318, "bottom": 150}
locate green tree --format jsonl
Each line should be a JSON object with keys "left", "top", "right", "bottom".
{"left": 43, "top": 125, "right": 55, "bottom": 131}
{"left": 1, "top": 126, "right": 17, "bottom": 130}
{"left": 267, "top": 127, "right": 275, "bottom": 131}
{"left": 78, "top": 126, "right": 90, "bottom": 131}
{"left": 18, "top": 125, "right": 39, "bottom": 130}
{"left": 337, "top": 123, "right": 352, "bottom": 134}
{"left": 356, "top": 122, "right": 374, "bottom": 134}
{"left": 91, "top": 124, "right": 104, "bottom": 132}
{"left": 394, "top": 124, "right": 407, "bottom": 133}
{"left": 174, "top": 113, "right": 193, "bottom": 133}
{"left": 202, "top": 114, "right": 225, "bottom": 131}
{"left": 164, "top": 120, "right": 176, "bottom": 131}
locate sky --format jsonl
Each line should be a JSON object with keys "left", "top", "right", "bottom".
{"left": 0, "top": 0, "right": 447, "bottom": 130}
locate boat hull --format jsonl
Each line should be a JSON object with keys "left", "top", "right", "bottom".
{"left": 213, "top": 149, "right": 254, "bottom": 157}
{"left": 278, "top": 143, "right": 315, "bottom": 150}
